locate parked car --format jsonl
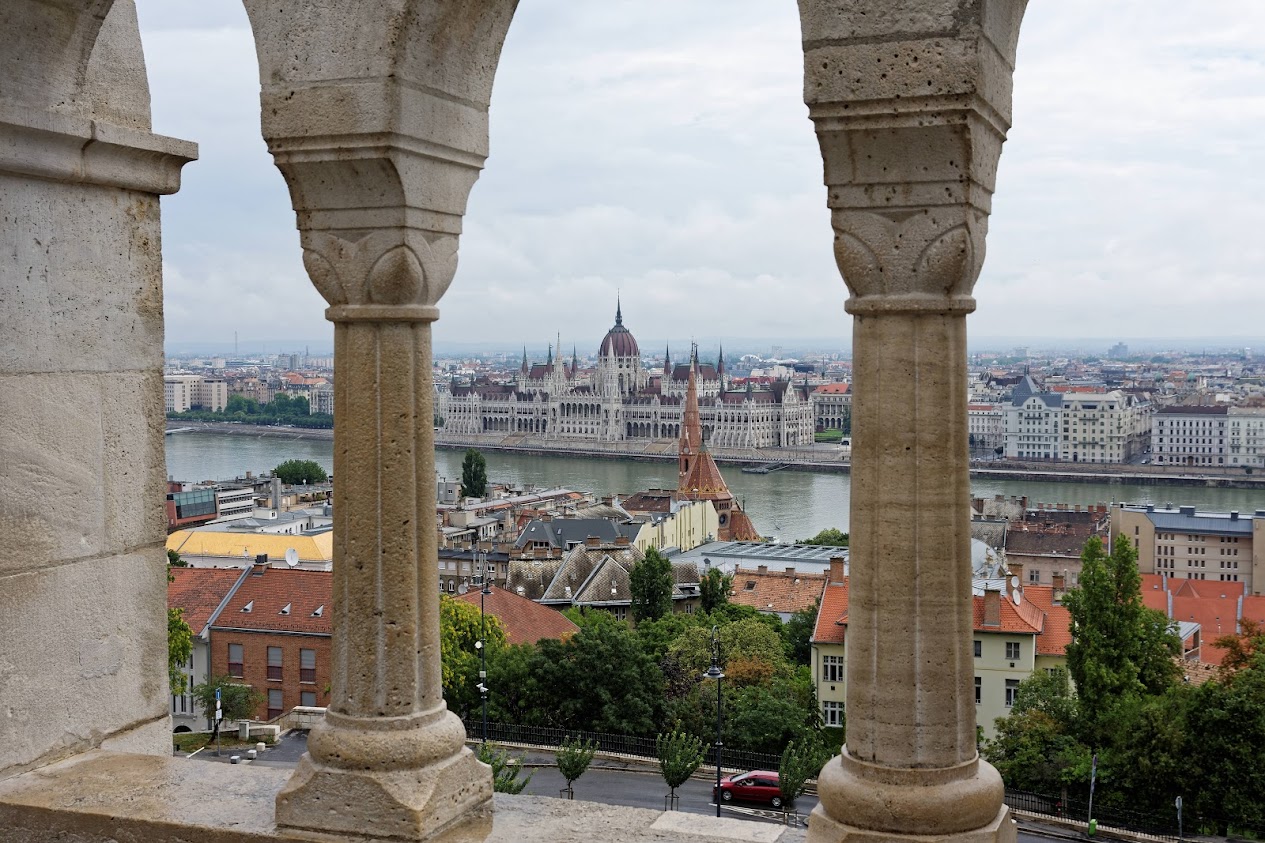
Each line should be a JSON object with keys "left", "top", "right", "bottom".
{"left": 713, "top": 770, "right": 785, "bottom": 808}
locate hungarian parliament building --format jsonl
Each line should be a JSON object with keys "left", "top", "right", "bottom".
{"left": 437, "top": 303, "right": 816, "bottom": 448}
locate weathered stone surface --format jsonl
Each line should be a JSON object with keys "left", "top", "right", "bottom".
{"left": 798, "top": 1, "right": 1027, "bottom": 840}
{"left": 0, "top": 554, "right": 168, "bottom": 777}
{"left": 0, "top": 0, "right": 194, "bottom": 785}
{"left": 243, "top": 5, "right": 524, "bottom": 838}
{"left": 0, "top": 751, "right": 808, "bottom": 843}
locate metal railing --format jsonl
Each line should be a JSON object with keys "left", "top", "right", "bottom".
{"left": 460, "top": 719, "right": 782, "bottom": 773}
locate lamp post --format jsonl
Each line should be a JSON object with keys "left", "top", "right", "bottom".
{"left": 478, "top": 569, "right": 492, "bottom": 745}
{"left": 702, "top": 624, "right": 724, "bottom": 818}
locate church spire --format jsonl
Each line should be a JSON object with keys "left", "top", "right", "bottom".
{"left": 664, "top": 343, "right": 672, "bottom": 378}
{"left": 718, "top": 344, "right": 725, "bottom": 384}
{"left": 615, "top": 294, "right": 623, "bottom": 327}
{"left": 521, "top": 346, "right": 529, "bottom": 375}
{"left": 679, "top": 343, "right": 702, "bottom": 491}
{"left": 546, "top": 343, "right": 552, "bottom": 367}
{"left": 571, "top": 345, "right": 578, "bottom": 378}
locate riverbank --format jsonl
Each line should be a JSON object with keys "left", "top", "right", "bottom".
{"left": 165, "top": 422, "right": 1265, "bottom": 490}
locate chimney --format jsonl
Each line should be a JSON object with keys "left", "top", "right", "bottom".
{"left": 541, "top": 513, "right": 552, "bottom": 523}
{"left": 785, "top": 567, "right": 796, "bottom": 575}
{"left": 829, "top": 556, "right": 845, "bottom": 585}
{"left": 1052, "top": 572, "right": 1065, "bottom": 592}
{"left": 252, "top": 554, "right": 269, "bottom": 575}
{"left": 1006, "top": 561, "right": 1023, "bottom": 581}
{"left": 1230, "top": 511, "right": 1239, "bottom": 521}
{"left": 757, "top": 565, "right": 768, "bottom": 575}
{"left": 602, "top": 496, "right": 614, "bottom": 506}
{"left": 983, "top": 589, "right": 1001, "bottom": 627}
{"left": 271, "top": 477, "right": 283, "bottom": 511}
{"left": 585, "top": 535, "right": 601, "bottom": 548}
{"left": 615, "top": 535, "right": 630, "bottom": 547}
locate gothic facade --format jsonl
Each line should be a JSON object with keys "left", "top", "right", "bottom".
{"left": 438, "top": 303, "right": 815, "bottom": 448}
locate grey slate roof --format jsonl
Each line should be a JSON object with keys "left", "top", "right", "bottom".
{"left": 1144, "top": 508, "right": 1256, "bottom": 537}
{"left": 513, "top": 518, "right": 639, "bottom": 550}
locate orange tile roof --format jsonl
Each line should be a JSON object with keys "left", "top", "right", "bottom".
{"left": 813, "top": 383, "right": 850, "bottom": 395}
{"left": 972, "top": 594, "right": 1042, "bottom": 636}
{"left": 1172, "top": 579, "right": 1246, "bottom": 600}
{"left": 1022, "top": 586, "right": 1073, "bottom": 655}
{"left": 812, "top": 580, "right": 850, "bottom": 644}
{"left": 212, "top": 568, "right": 332, "bottom": 635}
{"left": 168, "top": 567, "right": 246, "bottom": 635}
{"left": 453, "top": 586, "right": 578, "bottom": 645}
{"left": 730, "top": 567, "right": 827, "bottom": 616}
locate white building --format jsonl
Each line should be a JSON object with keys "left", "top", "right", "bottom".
{"left": 164, "top": 374, "right": 229, "bottom": 413}
{"left": 1227, "top": 407, "right": 1265, "bottom": 469}
{"left": 1004, "top": 376, "right": 1150, "bottom": 463}
{"left": 1151, "top": 406, "right": 1228, "bottom": 467}
{"left": 968, "top": 403, "right": 1005, "bottom": 451}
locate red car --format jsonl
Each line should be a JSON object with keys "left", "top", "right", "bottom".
{"left": 713, "top": 770, "right": 786, "bottom": 808}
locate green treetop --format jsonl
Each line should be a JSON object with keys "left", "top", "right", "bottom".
{"left": 630, "top": 547, "right": 674, "bottom": 623}
{"left": 460, "top": 448, "right": 488, "bottom": 499}
{"left": 273, "top": 459, "right": 328, "bottom": 485}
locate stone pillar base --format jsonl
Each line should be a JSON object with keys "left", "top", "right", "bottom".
{"left": 807, "top": 803, "right": 1016, "bottom": 843}
{"left": 275, "top": 746, "right": 492, "bottom": 843}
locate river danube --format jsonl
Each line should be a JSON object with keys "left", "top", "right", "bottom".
{"left": 165, "top": 432, "right": 1265, "bottom": 543}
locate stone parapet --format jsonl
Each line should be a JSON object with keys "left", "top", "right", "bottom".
{"left": 0, "top": 750, "right": 807, "bottom": 843}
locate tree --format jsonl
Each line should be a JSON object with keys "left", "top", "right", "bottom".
{"left": 699, "top": 568, "right": 731, "bottom": 614}
{"left": 556, "top": 736, "right": 598, "bottom": 798}
{"left": 531, "top": 621, "right": 664, "bottom": 735}
{"left": 438, "top": 595, "right": 507, "bottom": 719}
{"left": 656, "top": 729, "right": 706, "bottom": 804}
{"left": 799, "top": 528, "right": 849, "bottom": 547}
{"left": 167, "top": 549, "right": 187, "bottom": 567}
{"left": 1062, "top": 536, "right": 1180, "bottom": 740}
{"left": 779, "top": 738, "right": 828, "bottom": 809}
{"left": 630, "top": 547, "right": 674, "bottom": 623}
{"left": 782, "top": 599, "right": 819, "bottom": 665}
{"left": 192, "top": 675, "right": 265, "bottom": 723}
{"left": 475, "top": 742, "right": 534, "bottom": 794}
{"left": 168, "top": 608, "right": 193, "bottom": 694}
{"left": 984, "top": 668, "right": 1088, "bottom": 796}
{"left": 273, "top": 459, "right": 328, "bottom": 485}
{"left": 460, "top": 448, "right": 488, "bottom": 499}
{"left": 668, "top": 617, "right": 790, "bottom": 683}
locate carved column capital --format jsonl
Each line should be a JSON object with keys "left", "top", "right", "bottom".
{"left": 801, "top": 0, "right": 1027, "bottom": 311}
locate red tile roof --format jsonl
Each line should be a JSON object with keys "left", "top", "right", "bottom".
{"left": 1022, "top": 586, "right": 1073, "bottom": 655}
{"left": 212, "top": 568, "right": 332, "bottom": 635}
{"left": 813, "top": 383, "right": 850, "bottom": 395}
{"left": 168, "top": 567, "right": 246, "bottom": 635}
{"left": 453, "top": 586, "right": 578, "bottom": 645}
{"left": 812, "top": 580, "right": 850, "bottom": 644}
{"left": 730, "top": 567, "right": 827, "bottom": 616}
{"left": 1172, "top": 579, "right": 1246, "bottom": 600}
{"left": 972, "top": 594, "right": 1042, "bottom": 636}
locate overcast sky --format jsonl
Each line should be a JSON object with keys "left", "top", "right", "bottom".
{"left": 136, "top": 2, "right": 1265, "bottom": 355}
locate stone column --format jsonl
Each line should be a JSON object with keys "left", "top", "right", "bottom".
{"left": 243, "top": 3, "right": 517, "bottom": 841}
{"left": 0, "top": 0, "right": 196, "bottom": 779}
{"left": 797, "top": 2, "right": 1027, "bottom": 841}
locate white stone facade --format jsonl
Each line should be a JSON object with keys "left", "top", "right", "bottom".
{"left": 1152, "top": 406, "right": 1228, "bottom": 466}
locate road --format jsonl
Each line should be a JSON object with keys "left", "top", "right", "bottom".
{"left": 215, "top": 734, "right": 1080, "bottom": 841}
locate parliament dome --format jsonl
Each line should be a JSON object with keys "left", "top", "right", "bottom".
{"left": 599, "top": 300, "right": 639, "bottom": 358}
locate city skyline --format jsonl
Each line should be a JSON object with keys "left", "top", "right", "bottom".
{"left": 140, "top": 1, "right": 1265, "bottom": 347}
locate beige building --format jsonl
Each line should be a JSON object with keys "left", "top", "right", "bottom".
{"left": 1004, "top": 376, "right": 1149, "bottom": 463}
{"left": 812, "top": 573, "right": 1071, "bottom": 741}
{"left": 1112, "top": 504, "right": 1265, "bottom": 595}
{"left": 968, "top": 403, "right": 1006, "bottom": 452}
{"left": 164, "top": 374, "right": 228, "bottom": 413}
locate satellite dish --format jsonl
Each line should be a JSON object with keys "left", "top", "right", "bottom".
{"left": 1010, "top": 575, "right": 1020, "bottom": 591}
{"left": 285, "top": 548, "right": 299, "bottom": 568}
{"left": 458, "top": 583, "right": 469, "bottom": 595}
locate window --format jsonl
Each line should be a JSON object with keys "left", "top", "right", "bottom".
{"left": 823, "top": 654, "right": 843, "bottom": 683}
{"left": 973, "top": 639, "right": 982, "bottom": 658}
{"left": 1005, "top": 642, "right": 1021, "bottom": 661}
{"left": 300, "top": 691, "right": 317, "bottom": 708}
{"left": 228, "top": 643, "right": 243, "bottom": 678}
{"left": 300, "top": 648, "right": 316, "bottom": 683}
{"left": 1005, "top": 679, "right": 1020, "bottom": 707}
{"left": 1027, "top": 568, "right": 1041, "bottom": 584}
{"left": 974, "top": 676, "right": 982, "bottom": 704}
{"left": 267, "top": 646, "right": 283, "bottom": 681}
{"left": 267, "top": 689, "right": 284, "bottom": 720}
{"left": 822, "top": 700, "right": 844, "bottom": 727}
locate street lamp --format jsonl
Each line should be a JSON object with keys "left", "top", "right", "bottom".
{"left": 478, "top": 573, "right": 492, "bottom": 745}
{"left": 702, "top": 625, "right": 724, "bottom": 818}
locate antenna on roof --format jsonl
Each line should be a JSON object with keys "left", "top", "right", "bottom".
{"left": 285, "top": 548, "right": 299, "bottom": 568}
{"left": 458, "top": 583, "right": 468, "bottom": 595}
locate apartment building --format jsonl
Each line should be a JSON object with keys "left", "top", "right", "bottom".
{"left": 1151, "top": 406, "right": 1228, "bottom": 467}
{"left": 811, "top": 567, "right": 1070, "bottom": 740}
{"left": 1112, "top": 504, "right": 1265, "bottom": 595}
{"left": 1227, "top": 407, "right": 1265, "bottom": 468}
{"left": 164, "top": 374, "right": 228, "bottom": 413}
{"left": 1004, "top": 376, "right": 1150, "bottom": 462}
{"left": 968, "top": 403, "right": 1006, "bottom": 451}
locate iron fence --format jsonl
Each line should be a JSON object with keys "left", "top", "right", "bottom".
{"left": 461, "top": 719, "right": 782, "bottom": 773}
